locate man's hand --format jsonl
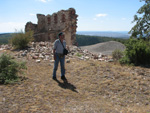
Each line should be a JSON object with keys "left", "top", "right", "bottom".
{"left": 54, "top": 54, "right": 56, "bottom": 60}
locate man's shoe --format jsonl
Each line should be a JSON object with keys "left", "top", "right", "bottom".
{"left": 52, "top": 76, "right": 57, "bottom": 80}
{"left": 61, "top": 76, "right": 67, "bottom": 80}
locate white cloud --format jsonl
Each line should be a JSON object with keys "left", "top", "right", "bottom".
{"left": 40, "top": 0, "right": 46, "bottom": 2}
{"left": 0, "top": 22, "right": 25, "bottom": 33}
{"left": 30, "top": 13, "right": 36, "bottom": 16}
{"left": 96, "top": 14, "right": 107, "bottom": 17}
{"left": 93, "top": 13, "right": 107, "bottom": 21}
{"left": 38, "top": 0, "right": 52, "bottom": 3}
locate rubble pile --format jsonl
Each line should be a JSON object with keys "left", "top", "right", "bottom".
{"left": 0, "top": 42, "right": 113, "bottom": 63}
{"left": 0, "top": 44, "right": 12, "bottom": 51}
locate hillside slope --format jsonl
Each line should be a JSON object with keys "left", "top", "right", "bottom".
{"left": 0, "top": 33, "right": 13, "bottom": 44}
{"left": 80, "top": 41, "right": 126, "bottom": 55}
{"left": 0, "top": 50, "right": 150, "bottom": 113}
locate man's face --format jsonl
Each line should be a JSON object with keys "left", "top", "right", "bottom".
{"left": 60, "top": 34, "right": 65, "bottom": 40}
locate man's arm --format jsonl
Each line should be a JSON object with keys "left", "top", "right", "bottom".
{"left": 53, "top": 49, "right": 56, "bottom": 60}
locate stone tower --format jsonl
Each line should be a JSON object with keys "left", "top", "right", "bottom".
{"left": 25, "top": 8, "right": 78, "bottom": 45}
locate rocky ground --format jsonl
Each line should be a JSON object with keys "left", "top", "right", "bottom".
{"left": 0, "top": 42, "right": 150, "bottom": 113}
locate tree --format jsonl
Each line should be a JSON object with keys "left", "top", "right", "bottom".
{"left": 129, "top": 0, "right": 150, "bottom": 40}
{"left": 120, "top": 0, "right": 150, "bottom": 65}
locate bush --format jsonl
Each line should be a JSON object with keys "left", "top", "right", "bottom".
{"left": 10, "top": 30, "right": 33, "bottom": 49}
{"left": 119, "top": 56, "right": 130, "bottom": 65}
{"left": 112, "top": 49, "right": 124, "bottom": 61}
{"left": 0, "top": 53, "right": 26, "bottom": 84}
{"left": 120, "top": 38, "right": 150, "bottom": 65}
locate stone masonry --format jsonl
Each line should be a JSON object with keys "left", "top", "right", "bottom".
{"left": 25, "top": 8, "right": 78, "bottom": 45}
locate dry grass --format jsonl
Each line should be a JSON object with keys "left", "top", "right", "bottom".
{"left": 1, "top": 51, "right": 150, "bottom": 112}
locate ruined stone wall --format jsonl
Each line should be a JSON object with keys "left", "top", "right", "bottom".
{"left": 25, "top": 8, "right": 78, "bottom": 45}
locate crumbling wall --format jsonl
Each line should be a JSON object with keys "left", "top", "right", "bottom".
{"left": 25, "top": 8, "right": 78, "bottom": 45}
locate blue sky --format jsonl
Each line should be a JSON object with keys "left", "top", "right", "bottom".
{"left": 0, "top": 0, "right": 145, "bottom": 33}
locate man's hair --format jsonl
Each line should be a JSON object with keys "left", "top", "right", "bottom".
{"left": 58, "top": 32, "right": 64, "bottom": 37}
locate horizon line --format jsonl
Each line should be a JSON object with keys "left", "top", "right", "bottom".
{"left": 0, "top": 30, "right": 130, "bottom": 34}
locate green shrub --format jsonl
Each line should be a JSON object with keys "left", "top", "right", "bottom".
{"left": 112, "top": 49, "right": 124, "bottom": 61}
{"left": 0, "top": 53, "right": 26, "bottom": 84}
{"left": 120, "top": 38, "right": 150, "bottom": 65}
{"left": 10, "top": 30, "right": 33, "bottom": 49}
{"left": 119, "top": 56, "right": 130, "bottom": 65}
{"left": 76, "top": 52, "right": 82, "bottom": 57}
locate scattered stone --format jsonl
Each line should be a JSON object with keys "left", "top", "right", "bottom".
{"left": 34, "top": 53, "right": 39, "bottom": 56}
{"left": 84, "top": 56, "right": 90, "bottom": 60}
{"left": 98, "top": 53, "right": 102, "bottom": 58}
{"left": 39, "top": 54, "right": 44, "bottom": 59}
{"left": 21, "top": 52, "right": 27, "bottom": 57}
{"left": 66, "top": 59, "right": 70, "bottom": 63}
{"left": 98, "top": 58, "right": 105, "bottom": 61}
{"left": 32, "top": 55, "right": 38, "bottom": 59}
{"left": 0, "top": 41, "right": 115, "bottom": 62}
{"left": 79, "top": 57, "right": 84, "bottom": 60}
{"left": 94, "top": 55, "right": 98, "bottom": 59}
{"left": 50, "top": 60, "right": 55, "bottom": 63}
{"left": 107, "top": 59, "right": 114, "bottom": 62}
{"left": 36, "top": 59, "right": 41, "bottom": 63}
{"left": 0, "top": 48, "right": 3, "bottom": 51}
{"left": 44, "top": 55, "right": 49, "bottom": 60}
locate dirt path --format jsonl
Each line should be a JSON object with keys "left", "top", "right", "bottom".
{"left": 0, "top": 51, "right": 150, "bottom": 112}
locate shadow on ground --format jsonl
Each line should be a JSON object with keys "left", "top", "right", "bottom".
{"left": 54, "top": 79, "right": 78, "bottom": 93}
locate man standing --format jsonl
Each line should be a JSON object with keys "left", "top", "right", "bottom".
{"left": 52, "top": 32, "right": 67, "bottom": 80}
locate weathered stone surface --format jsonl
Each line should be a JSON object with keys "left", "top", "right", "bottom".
{"left": 25, "top": 8, "right": 78, "bottom": 45}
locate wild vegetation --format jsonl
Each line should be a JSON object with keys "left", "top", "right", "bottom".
{"left": 112, "top": 49, "right": 124, "bottom": 61}
{"left": 0, "top": 53, "right": 26, "bottom": 84}
{"left": 10, "top": 31, "right": 34, "bottom": 49}
{"left": 119, "top": 0, "right": 150, "bottom": 66}
{"left": 119, "top": 39, "right": 150, "bottom": 65}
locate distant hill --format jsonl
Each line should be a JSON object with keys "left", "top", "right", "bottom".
{"left": 80, "top": 41, "right": 126, "bottom": 55}
{"left": 0, "top": 33, "right": 128, "bottom": 46}
{"left": 76, "top": 34, "right": 128, "bottom": 46}
{"left": 77, "top": 31, "right": 130, "bottom": 39}
{"left": 0, "top": 33, "right": 14, "bottom": 37}
{"left": 0, "top": 33, "right": 14, "bottom": 44}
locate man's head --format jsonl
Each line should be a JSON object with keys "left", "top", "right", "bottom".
{"left": 58, "top": 32, "right": 65, "bottom": 40}
{"left": 58, "top": 32, "right": 64, "bottom": 37}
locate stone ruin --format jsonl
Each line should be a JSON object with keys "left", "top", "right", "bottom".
{"left": 25, "top": 8, "right": 78, "bottom": 45}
